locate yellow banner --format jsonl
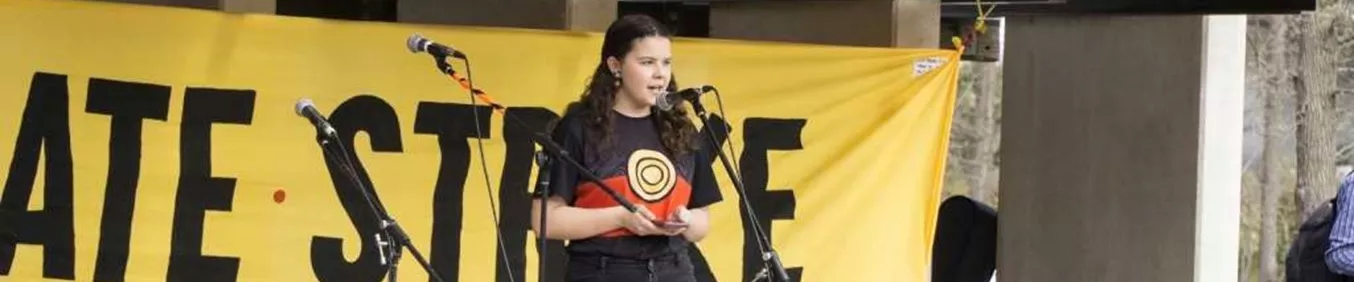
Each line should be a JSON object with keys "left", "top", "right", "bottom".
{"left": 0, "top": 0, "right": 959, "bottom": 281}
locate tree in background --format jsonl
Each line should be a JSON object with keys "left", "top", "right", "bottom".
{"left": 1248, "top": 14, "right": 1297, "bottom": 282}
{"left": 944, "top": 61, "right": 1002, "bottom": 206}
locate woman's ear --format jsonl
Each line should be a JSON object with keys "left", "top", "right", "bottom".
{"left": 606, "top": 56, "right": 621, "bottom": 75}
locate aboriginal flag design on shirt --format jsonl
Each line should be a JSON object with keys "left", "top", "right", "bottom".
{"left": 534, "top": 109, "right": 723, "bottom": 258}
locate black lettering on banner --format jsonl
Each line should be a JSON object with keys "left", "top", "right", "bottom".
{"left": 0, "top": 72, "right": 76, "bottom": 279}
{"left": 691, "top": 114, "right": 731, "bottom": 282}
{"left": 310, "top": 95, "right": 403, "bottom": 282}
{"left": 496, "top": 108, "right": 564, "bottom": 282}
{"left": 166, "top": 88, "right": 254, "bottom": 282}
{"left": 413, "top": 102, "right": 491, "bottom": 282}
{"left": 740, "top": 118, "right": 806, "bottom": 282}
{"left": 84, "top": 78, "right": 171, "bottom": 282}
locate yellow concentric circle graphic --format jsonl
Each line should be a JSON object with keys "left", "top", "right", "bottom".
{"left": 627, "top": 149, "right": 676, "bottom": 202}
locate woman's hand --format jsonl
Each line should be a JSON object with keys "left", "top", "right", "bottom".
{"left": 659, "top": 206, "right": 692, "bottom": 235}
{"left": 619, "top": 207, "right": 668, "bottom": 236}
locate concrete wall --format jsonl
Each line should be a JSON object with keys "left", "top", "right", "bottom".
{"left": 1000, "top": 15, "right": 1242, "bottom": 281}
{"left": 398, "top": 0, "right": 566, "bottom": 30}
{"left": 99, "top": 0, "right": 273, "bottom": 13}
{"left": 221, "top": 0, "right": 273, "bottom": 14}
{"left": 99, "top": 0, "right": 611, "bottom": 32}
{"left": 709, "top": 0, "right": 938, "bottom": 48}
{"left": 98, "top": 0, "right": 937, "bottom": 48}
{"left": 396, "top": 0, "right": 939, "bottom": 47}
{"left": 99, "top": 0, "right": 218, "bottom": 10}
{"left": 397, "top": 0, "right": 614, "bottom": 31}
{"left": 893, "top": 0, "right": 940, "bottom": 48}
{"left": 566, "top": 0, "right": 618, "bottom": 32}
{"left": 710, "top": 1, "right": 895, "bottom": 47}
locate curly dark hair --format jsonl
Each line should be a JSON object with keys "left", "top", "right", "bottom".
{"left": 565, "top": 14, "right": 696, "bottom": 156}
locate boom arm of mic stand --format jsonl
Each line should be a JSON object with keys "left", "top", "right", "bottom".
{"left": 315, "top": 134, "right": 448, "bottom": 282}
{"left": 431, "top": 55, "right": 640, "bottom": 213}
{"left": 690, "top": 106, "right": 791, "bottom": 282}
{"left": 527, "top": 131, "right": 639, "bottom": 213}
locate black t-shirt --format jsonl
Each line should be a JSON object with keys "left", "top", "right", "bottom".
{"left": 534, "top": 109, "right": 723, "bottom": 259}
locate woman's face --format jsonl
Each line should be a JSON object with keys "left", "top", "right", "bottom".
{"left": 610, "top": 36, "right": 673, "bottom": 108}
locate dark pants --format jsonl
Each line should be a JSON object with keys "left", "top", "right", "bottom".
{"left": 566, "top": 252, "right": 696, "bottom": 282}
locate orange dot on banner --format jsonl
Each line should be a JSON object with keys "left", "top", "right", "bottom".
{"left": 273, "top": 189, "right": 286, "bottom": 204}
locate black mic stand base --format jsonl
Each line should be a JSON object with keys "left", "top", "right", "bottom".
{"left": 754, "top": 250, "right": 791, "bottom": 282}
{"left": 382, "top": 219, "right": 444, "bottom": 282}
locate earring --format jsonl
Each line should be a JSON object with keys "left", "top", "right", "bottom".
{"left": 613, "top": 72, "right": 622, "bottom": 88}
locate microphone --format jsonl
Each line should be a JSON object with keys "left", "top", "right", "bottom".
{"left": 656, "top": 85, "right": 715, "bottom": 111}
{"left": 407, "top": 33, "right": 467, "bottom": 59}
{"left": 295, "top": 98, "right": 338, "bottom": 138}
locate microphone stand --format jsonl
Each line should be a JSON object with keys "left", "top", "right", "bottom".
{"left": 312, "top": 132, "right": 447, "bottom": 282}
{"left": 425, "top": 55, "right": 644, "bottom": 282}
{"left": 686, "top": 98, "right": 792, "bottom": 282}
{"left": 533, "top": 152, "right": 552, "bottom": 282}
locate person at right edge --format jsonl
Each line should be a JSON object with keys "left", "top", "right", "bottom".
{"left": 1328, "top": 172, "right": 1354, "bottom": 276}
{"left": 529, "top": 14, "right": 724, "bottom": 282}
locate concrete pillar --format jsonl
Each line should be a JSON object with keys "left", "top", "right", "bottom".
{"left": 998, "top": 15, "right": 1243, "bottom": 282}
{"left": 398, "top": 0, "right": 614, "bottom": 32}
{"left": 709, "top": 0, "right": 938, "bottom": 48}
{"left": 1194, "top": 15, "right": 1245, "bottom": 282}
